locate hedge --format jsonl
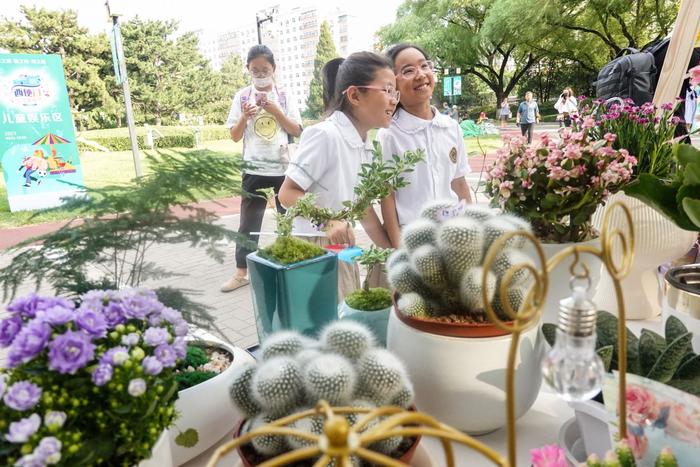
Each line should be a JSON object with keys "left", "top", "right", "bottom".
{"left": 77, "top": 125, "right": 229, "bottom": 152}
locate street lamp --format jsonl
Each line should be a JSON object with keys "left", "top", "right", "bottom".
{"left": 256, "top": 8, "right": 277, "bottom": 45}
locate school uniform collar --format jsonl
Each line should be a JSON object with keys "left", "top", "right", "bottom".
{"left": 393, "top": 106, "right": 452, "bottom": 134}
{"left": 329, "top": 111, "right": 374, "bottom": 151}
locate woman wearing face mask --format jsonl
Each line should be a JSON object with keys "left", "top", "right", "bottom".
{"left": 279, "top": 51, "right": 398, "bottom": 301}
{"left": 378, "top": 43, "right": 473, "bottom": 248}
{"left": 221, "top": 45, "right": 303, "bottom": 293}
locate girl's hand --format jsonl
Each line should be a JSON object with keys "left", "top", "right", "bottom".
{"left": 242, "top": 102, "right": 258, "bottom": 119}
{"left": 262, "top": 100, "right": 283, "bottom": 117}
{"left": 326, "top": 220, "right": 355, "bottom": 246}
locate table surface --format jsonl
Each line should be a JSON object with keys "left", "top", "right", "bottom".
{"left": 184, "top": 318, "right": 662, "bottom": 467}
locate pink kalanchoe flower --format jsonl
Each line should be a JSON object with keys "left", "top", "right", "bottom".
{"left": 581, "top": 117, "right": 595, "bottom": 129}
{"left": 690, "top": 65, "right": 700, "bottom": 87}
{"left": 530, "top": 444, "right": 566, "bottom": 467}
{"left": 603, "top": 133, "right": 617, "bottom": 143}
{"left": 660, "top": 102, "right": 674, "bottom": 111}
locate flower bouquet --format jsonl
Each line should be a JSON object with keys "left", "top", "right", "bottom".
{"left": 0, "top": 288, "right": 188, "bottom": 466}
{"left": 485, "top": 130, "right": 636, "bottom": 243}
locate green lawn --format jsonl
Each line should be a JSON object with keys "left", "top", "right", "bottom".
{"left": 0, "top": 139, "right": 242, "bottom": 229}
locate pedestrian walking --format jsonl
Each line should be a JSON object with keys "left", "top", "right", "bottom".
{"left": 516, "top": 91, "right": 540, "bottom": 144}
{"left": 554, "top": 88, "right": 578, "bottom": 127}
{"left": 499, "top": 97, "right": 511, "bottom": 128}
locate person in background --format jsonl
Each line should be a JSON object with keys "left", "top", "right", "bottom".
{"left": 516, "top": 91, "right": 540, "bottom": 144}
{"left": 499, "top": 97, "right": 511, "bottom": 128}
{"left": 442, "top": 101, "right": 450, "bottom": 115}
{"left": 221, "top": 45, "right": 302, "bottom": 293}
{"left": 279, "top": 51, "right": 397, "bottom": 302}
{"left": 450, "top": 104, "right": 460, "bottom": 121}
{"left": 554, "top": 88, "right": 578, "bottom": 127}
{"left": 379, "top": 43, "right": 473, "bottom": 249}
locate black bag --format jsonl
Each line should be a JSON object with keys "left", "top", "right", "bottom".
{"left": 594, "top": 48, "right": 656, "bottom": 105}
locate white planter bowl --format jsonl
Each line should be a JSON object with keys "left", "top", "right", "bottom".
{"left": 567, "top": 399, "right": 611, "bottom": 459}
{"left": 592, "top": 193, "right": 696, "bottom": 320}
{"left": 169, "top": 330, "right": 255, "bottom": 466}
{"left": 386, "top": 309, "right": 544, "bottom": 434}
{"left": 138, "top": 429, "right": 173, "bottom": 467}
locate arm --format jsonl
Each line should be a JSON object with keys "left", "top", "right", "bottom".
{"left": 229, "top": 114, "right": 248, "bottom": 142}
{"left": 516, "top": 103, "right": 521, "bottom": 124}
{"left": 451, "top": 176, "right": 472, "bottom": 203}
{"left": 264, "top": 102, "right": 302, "bottom": 137}
{"left": 360, "top": 206, "right": 391, "bottom": 248}
{"left": 278, "top": 177, "right": 306, "bottom": 209}
{"left": 380, "top": 193, "right": 402, "bottom": 248}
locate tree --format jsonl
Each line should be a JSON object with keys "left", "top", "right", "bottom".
{"left": 201, "top": 55, "right": 249, "bottom": 124}
{"left": 0, "top": 6, "right": 119, "bottom": 129}
{"left": 304, "top": 21, "right": 337, "bottom": 119}
{"left": 378, "top": 0, "right": 540, "bottom": 111}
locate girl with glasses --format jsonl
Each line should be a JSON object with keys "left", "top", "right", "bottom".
{"left": 378, "top": 43, "right": 473, "bottom": 248}
{"left": 279, "top": 51, "right": 398, "bottom": 301}
{"left": 221, "top": 45, "right": 303, "bottom": 293}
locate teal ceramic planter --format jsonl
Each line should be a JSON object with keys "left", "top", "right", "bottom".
{"left": 338, "top": 301, "right": 391, "bottom": 347}
{"left": 247, "top": 251, "right": 338, "bottom": 341}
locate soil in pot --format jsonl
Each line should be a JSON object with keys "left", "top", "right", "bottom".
{"left": 175, "top": 344, "right": 233, "bottom": 390}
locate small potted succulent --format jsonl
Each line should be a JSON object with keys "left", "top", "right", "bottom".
{"left": 247, "top": 143, "right": 423, "bottom": 340}
{"left": 385, "top": 201, "right": 544, "bottom": 434}
{"left": 0, "top": 288, "right": 188, "bottom": 466}
{"left": 227, "top": 322, "right": 420, "bottom": 466}
{"left": 338, "top": 246, "right": 393, "bottom": 346}
{"left": 530, "top": 441, "right": 679, "bottom": 467}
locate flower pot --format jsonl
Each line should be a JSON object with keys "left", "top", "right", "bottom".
{"left": 526, "top": 237, "right": 601, "bottom": 325}
{"left": 338, "top": 301, "right": 391, "bottom": 347}
{"left": 247, "top": 251, "right": 338, "bottom": 340}
{"left": 234, "top": 418, "right": 422, "bottom": 466}
{"left": 138, "top": 429, "right": 173, "bottom": 467}
{"left": 386, "top": 307, "right": 543, "bottom": 434}
{"left": 592, "top": 192, "right": 696, "bottom": 320}
{"left": 565, "top": 399, "right": 612, "bottom": 461}
{"left": 662, "top": 265, "right": 700, "bottom": 353}
{"left": 169, "top": 330, "right": 256, "bottom": 466}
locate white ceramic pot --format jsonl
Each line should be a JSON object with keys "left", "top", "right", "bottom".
{"left": 138, "top": 429, "right": 173, "bottom": 467}
{"left": 592, "top": 192, "right": 696, "bottom": 320}
{"left": 169, "top": 330, "right": 256, "bottom": 466}
{"left": 526, "top": 237, "right": 601, "bottom": 325}
{"left": 566, "top": 400, "right": 611, "bottom": 460}
{"left": 338, "top": 301, "right": 391, "bottom": 347}
{"left": 386, "top": 309, "right": 544, "bottom": 434}
{"left": 662, "top": 265, "right": 700, "bottom": 352}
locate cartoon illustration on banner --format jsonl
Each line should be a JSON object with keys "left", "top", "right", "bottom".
{"left": 0, "top": 53, "right": 85, "bottom": 212}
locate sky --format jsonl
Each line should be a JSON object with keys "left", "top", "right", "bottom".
{"left": 4, "top": 0, "right": 405, "bottom": 45}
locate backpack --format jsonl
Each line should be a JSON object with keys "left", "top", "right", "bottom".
{"left": 594, "top": 48, "right": 656, "bottom": 105}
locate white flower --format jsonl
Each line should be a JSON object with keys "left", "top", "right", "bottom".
{"left": 128, "top": 378, "right": 147, "bottom": 397}
{"left": 44, "top": 411, "right": 67, "bottom": 430}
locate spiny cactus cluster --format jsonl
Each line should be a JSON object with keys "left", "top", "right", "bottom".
{"left": 584, "top": 441, "right": 677, "bottom": 467}
{"left": 388, "top": 200, "right": 534, "bottom": 322}
{"left": 229, "top": 322, "right": 415, "bottom": 462}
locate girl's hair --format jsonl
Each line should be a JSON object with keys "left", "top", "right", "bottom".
{"left": 246, "top": 45, "right": 275, "bottom": 68}
{"left": 384, "top": 43, "right": 431, "bottom": 68}
{"left": 322, "top": 51, "right": 392, "bottom": 114}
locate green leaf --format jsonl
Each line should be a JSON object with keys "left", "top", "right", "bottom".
{"left": 674, "top": 143, "right": 700, "bottom": 167}
{"left": 682, "top": 197, "right": 700, "bottom": 230}
{"left": 684, "top": 162, "right": 700, "bottom": 186}
{"left": 113, "top": 404, "right": 133, "bottom": 415}
{"left": 665, "top": 315, "right": 689, "bottom": 349}
{"left": 667, "top": 377, "right": 700, "bottom": 396}
{"left": 624, "top": 176, "right": 695, "bottom": 230}
{"left": 647, "top": 333, "right": 693, "bottom": 383}
{"left": 175, "top": 428, "right": 200, "bottom": 448}
{"left": 542, "top": 323, "right": 556, "bottom": 347}
{"left": 639, "top": 329, "right": 664, "bottom": 376}
{"left": 597, "top": 345, "right": 614, "bottom": 372}
{"left": 596, "top": 310, "right": 619, "bottom": 349}
{"left": 676, "top": 353, "right": 700, "bottom": 379}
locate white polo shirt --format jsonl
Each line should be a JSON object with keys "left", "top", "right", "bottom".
{"left": 286, "top": 111, "right": 374, "bottom": 235}
{"left": 377, "top": 107, "right": 471, "bottom": 226}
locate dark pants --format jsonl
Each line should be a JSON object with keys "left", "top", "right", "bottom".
{"left": 520, "top": 123, "right": 535, "bottom": 144}
{"left": 236, "top": 173, "right": 286, "bottom": 268}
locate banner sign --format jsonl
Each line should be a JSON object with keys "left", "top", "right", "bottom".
{"left": 0, "top": 53, "right": 85, "bottom": 212}
{"left": 452, "top": 76, "right": 462, "bottom": 96}
{"left": 443, "top": 76, "right": 453, "bottom": 97}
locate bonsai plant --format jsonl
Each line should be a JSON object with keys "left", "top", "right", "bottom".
{"left": 385, "top": 201, "right": 544, "bottom": 434}
{"left": 339, "top": 246, "right": 394, "bottom": 346}
{"left": 247, "top": 143, "right": 423, "bottom": 341}
{"left": 227, "top": 322, "right": 418, "bottom": 466}
{"left": 0, "top": 288, "right": 188, "bottom": 466}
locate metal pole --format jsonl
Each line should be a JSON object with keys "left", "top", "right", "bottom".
{"left": 256, "top": 14, "right": 262, "bottom": 45}
{"left": 112, "top": 16, "right": 143, "bottom": 178}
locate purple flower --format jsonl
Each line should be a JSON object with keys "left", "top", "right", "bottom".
{"left": 154, "top": 343, "right": 178, "bottom": 367}
{"left": 35, "top": 305, "right": 75, "bottom": 326}
{"left": 173, "top": 320, "right": 188, "bottom": 337}
{"left": 36, "top": 436, "right": 62, "bottom": 464}
{"left": 148, "top": 313, "right": 163, "bottom": 326}
{"left": 48, "top": 331, "right": 95, "bottom": 374}
{"left": 78, "top": 290, "right": 115, "bottom": 311}
{"left": 143, "top": 327, "right": 170, "bottom": 347}
{"left": 161, "top": 307, "right": 183, "bottom": 324}
{"left": 100, "top": 346, "right": 129, "bottom": 366}
{"left": 142, "top": 356, "right": 163, "bottom": 376}
{"left": 671, "top": 116, "right": 681, "bottom": 125}
{"left": 91, "top": 363, "right": 113, "bottom": 386}
{"left": 102, "top": 302, "right": 126, "bottom": 327}
{"left": 121, "top": 295, "right": 153, "bottom": 320}
{"left": 6, "top": 413, "right": 41, "bottom": 443}
{"left": 0, "top": 316, "right": 23, "bottom": 347}
{"left": 173, "top": 337, "right": 187, "bottom": 359}
{"left": 661, "top": 102, "right": 674, "bottom": 111}
{"left": 44, "top": 411, "right": 66, "bottom": 430}
{"left": 121, "top": 333, "right": 140, "bottom": 347}
{"left": 8, "top": 319, "right": 51, "bottom": 367}
{"left": 3, "top": 381, "right": 42, "bottom": 411}
{"left": 75, "top": 308, "right": 108, "bottom": 337}
{"left": 15, "top": 454, "right": 44, "bottom": 466}
{"left": 6, "top": 294, "right": 42, "bottom": 318}
{"left": 128, "top": 378, "right": 147, "bottom": 397}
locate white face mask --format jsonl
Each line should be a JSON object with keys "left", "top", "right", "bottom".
{"left": 253, "top": 76, "right": 274, "bottom": 89}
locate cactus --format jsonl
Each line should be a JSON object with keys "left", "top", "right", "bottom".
{"left": 303, "top": 354, "right": 357, "bottom": 406}
{"left": 295, "top": 348, "right": 323, "bottom": 369}
{"left": 319, "top": 321, "right": 376, "bottom": 362}
{"left": 260, "top": 330, "right": 312, "bottom": 361}
{"left": 491, "top": 249, "right": 534, "bottom": 286}
{"left": 483, "top": 217, "right": 526, "bottom": 253}
{"left": 251, "top": 357, "right": 305, "bottom": 418}
{"left": 387, "top": 261, "right": 427, "bottom": 296}
{"left": 286, "top": 411, "right": 325, "bottom": 449}
{"left": 389, "top": 381, "right": 415, "bottom": 408}
{"left": 357, "top": 349, "right": 410, "bottom": 405}
{"left": 386, "top": 249, "right": 409, "bottom": 271}
{"left": 584, "top": 441, "right": 679, "bottom": 467}
{"left": 396, "top": 292, "right": 432, "bottom": 318}
{"left": 493, "top": 285, "right": 527, "bottom": 320}
{"left": 419, "top": 200, "right": 459, "bottom": 222}
{"left": 249, "top": 413, "right": 288, "bottom": 456}
{"left": 655, "top": 448, "right": 678, "bottom": 467}
{"left": 410, "top": 245, "right": 448, "bottom": 290}
{"left": 459, "top": 266, "right": 496, "bottom": 313}
{"left": 437, "top": 217, "right": 484, "bottom": 281}
{"left": 401, "top": 218, "right": 436, "bottom": 250}
{"left": 228, "top": 363, "right": 261, "bottom": 418}
{"left": 461, "top": 204, "right": 494, "bottom": 222}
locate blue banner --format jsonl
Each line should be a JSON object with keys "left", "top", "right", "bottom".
{"left": 0, "top": 53, "right": 85, "bottom": 212}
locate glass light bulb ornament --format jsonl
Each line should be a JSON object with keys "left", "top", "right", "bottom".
{"left": 542, "top": 280, "right": 605, "bottom": 401}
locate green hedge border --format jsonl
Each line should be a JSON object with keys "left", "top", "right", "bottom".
{"left": 77, "top": 126, "right": 231, "bottom": 152}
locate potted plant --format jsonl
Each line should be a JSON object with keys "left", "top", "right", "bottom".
{"left": 227, "top": 322, "right": 420, "bottom": 465}
{"left": 542, "top": 311, "right": 700, "bottom": 461}
{"left": 484, "top": 129, "right": 636, "bottom": 322}
{"left": 338, "top": 246, "right": 393, "bottom": 346}
{"left": 574, "top": 97, "right": 696, "bottom": 319}
{"left": 530, "top": 440, "right": 679, "bottom": 467}
{"left": 247, "top": 143, "right": 423, "bottom": 341}
{"left": 0, "top": 288, "right": 189, "bottom": 466}
{"left": 385, "top": 201, "right": 544, "bottom": 434}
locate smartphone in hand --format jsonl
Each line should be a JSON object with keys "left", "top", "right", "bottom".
{"left": 255, "top": 93, "right": 267, "bottom": 107}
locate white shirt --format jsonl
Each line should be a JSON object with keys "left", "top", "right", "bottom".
{"left": 285, "top": 111, "right": 374, "bottom": 235}
{"left": 225, "top": 86, "right": 301, "bottom": 176}
{"left": 377, "top": 107, "right": 471, "bottom": 226}
{"left": 554, "top": 96, "right": 578, "bottom": 114}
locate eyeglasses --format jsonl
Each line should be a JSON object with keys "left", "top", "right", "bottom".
{"left": 250, "top": 70, "right": 273, "bottom": 78}
{"left": 343, "top": 85, "right": 400, "bottom": 101}
{"left": 399, "top": 61, "right": 435, "bottom": 80}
